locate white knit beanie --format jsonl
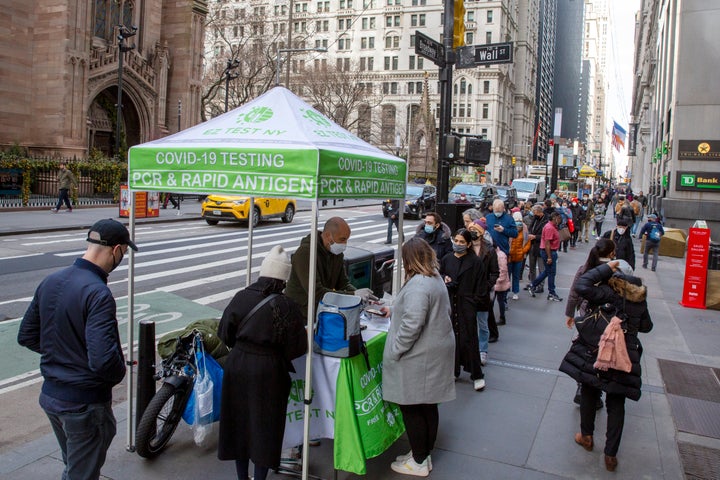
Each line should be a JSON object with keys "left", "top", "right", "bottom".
{"left": 260, "top": 245, "right": 292, "bottom": 281}
{"left": 512, "top": 211, "right": 523, "bottom": 222}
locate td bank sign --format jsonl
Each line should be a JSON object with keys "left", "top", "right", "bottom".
{"left": 676, "top": 171, "right": 720, "bottom": 191}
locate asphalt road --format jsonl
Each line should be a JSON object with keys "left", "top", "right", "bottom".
{"left": 0, "top": 204, "right": 405, "bottom": 453}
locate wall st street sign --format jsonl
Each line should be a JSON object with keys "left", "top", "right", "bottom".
{"left": 474, "top": 42, "right": 514, "bottom": 65}
{"left": 414, "top": 31, "right": 445, "bottom": 67}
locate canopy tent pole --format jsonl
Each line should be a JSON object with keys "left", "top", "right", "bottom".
{"left": 126, "top": 191, "right": 137, "bottom": 450}
{"left": 246, "top": 196, "right": 255, "bottom": 287}
{"left": 301, "top": 201, "right": 319, "bottom": 480}
{"left": 393, "top": 206, "right": 404, "bottom": 294}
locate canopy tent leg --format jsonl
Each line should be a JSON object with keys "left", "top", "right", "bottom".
{"left": 301, "top": 202, "right": 318, "bottom": 480}
{"left": 393, "top": 206, "right": 405, "bottom": 293}
{"left": 247, "top": 196, "right": 255, "bottom": 287}
{"left": 126, "top": 191, "right": 137, "bottom": 451}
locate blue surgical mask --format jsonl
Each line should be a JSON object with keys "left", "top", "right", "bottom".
{"left": 424, "top": 225, "right": 435, "bottom": 234}
{"left": 493, "top": 212, "right": 503, "bottom": 218}
{"left": 515, "top": 221, "right": 523, "bottom": 228}
{"left": 453, "top": 244, "right": 468, "bottom": 253}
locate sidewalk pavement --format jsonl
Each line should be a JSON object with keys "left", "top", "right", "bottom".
{"left": 2, "top": 212, "right": 719, "bottom": 479}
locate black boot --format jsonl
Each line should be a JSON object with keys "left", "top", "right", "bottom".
{"left": 573, "top": 384, "right": 582, "bottom": 405}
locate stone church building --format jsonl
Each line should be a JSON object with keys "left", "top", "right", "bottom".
{"left": 1, "top": 0, "right": 208, "bottom": 158}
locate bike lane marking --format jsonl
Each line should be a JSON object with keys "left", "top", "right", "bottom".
{"left": 0, "top": 291, "right": 221, "bottom": 393}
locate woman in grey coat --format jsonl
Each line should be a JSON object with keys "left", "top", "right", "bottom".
{"left": 382, "top": 236, "right": 456, "bottom": 477}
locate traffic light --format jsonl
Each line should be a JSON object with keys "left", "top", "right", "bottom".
{"left": 511, "top": 156, "right": 516, "bottom": 166}
{"left": 662, "top": 141, "right": 668, "bottom": 155}
{"left": 453, "top": 0, "right": 465, "bottom": 49}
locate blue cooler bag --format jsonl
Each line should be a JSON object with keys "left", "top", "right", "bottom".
{"left": 314, "top": 292, "right": 364, "bottom": 358}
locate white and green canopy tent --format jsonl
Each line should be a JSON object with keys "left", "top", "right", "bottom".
{"left": 126, "top": 86, "right": 407, "bottom": 477}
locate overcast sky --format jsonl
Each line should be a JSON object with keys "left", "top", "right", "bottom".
{"left": 606, "top": 0, "right": 640, "bottom": 177}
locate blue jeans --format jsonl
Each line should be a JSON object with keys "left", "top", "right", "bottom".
{"left": 56, "top": 188, "right": 72, "bottom": 210}
{"left": 509, "top": 261, "right": 523, "bottom": 294}
{"left": 643, "top": 240, "right": 660, "bottom": 270}
{"left": 531, "top": 250, "right": 558, "bottom": 296}
{"left": 476, "top": 311, "right": 489, "bottom": 353}
{"left": 44, "top": 401, "right": 116, "bottom": 480}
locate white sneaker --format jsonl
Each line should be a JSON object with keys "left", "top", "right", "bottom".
{"left": 391, "top": 457, "right": 429, "bottom": 477}
{"left": 474, "top": 378, "right": 486, "bottom": 391}
{"left": 511, "top": 294, "right": 519, "bottom": 300}
{"left": 395, "top": 452, "right": 432, "bottom": 472}
{"left": 480, "top": 352, "right": 488, "bottom": 366}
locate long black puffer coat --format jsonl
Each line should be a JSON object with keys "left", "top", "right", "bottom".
{"left": 559, "top": 264, "right": 653, "bottom": 401}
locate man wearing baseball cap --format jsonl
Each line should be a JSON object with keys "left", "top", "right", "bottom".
{"left": 18, "top": 218, "right": 137, "bottom": 479}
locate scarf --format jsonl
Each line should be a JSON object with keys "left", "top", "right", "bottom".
{"left": 594, "top": 316, "right": 632, "bottom": 373}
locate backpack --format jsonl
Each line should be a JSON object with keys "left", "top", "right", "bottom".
{"left": 314, "top": 292, "right": 365, "bottom": 358}
{"left": 574, "top": 303, "right": 619, "bottom": 348}
{"left": 649, "top": 224, "right": 662, "bottom": 242}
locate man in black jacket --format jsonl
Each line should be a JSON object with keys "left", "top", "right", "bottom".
{"left": 524, "top": 204, "right": 547, "bottom": 293}
{"left": 603, "top": 218, "right": 636, "bottom": 269}
{"left": 18, "top": 219, "right": 137, "bottom": 480}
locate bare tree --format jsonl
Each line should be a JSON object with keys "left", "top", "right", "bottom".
{"left": 293, "top": 64, "right": 383, "bottom": 132}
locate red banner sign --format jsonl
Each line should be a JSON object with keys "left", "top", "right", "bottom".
{"left": 680, "top": 228, "right": 711, "bottom": 309}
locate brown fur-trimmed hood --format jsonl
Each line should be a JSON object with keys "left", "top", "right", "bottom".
{"left": 608, "top": 276, "right": 647, "bottom": 303}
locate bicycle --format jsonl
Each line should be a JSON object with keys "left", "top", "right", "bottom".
{"left": 135, "top": 329, "right": 203, "bottom": 458}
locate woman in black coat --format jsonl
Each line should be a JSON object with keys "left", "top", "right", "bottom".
{"left": 559, "top": 262, "right": 652, "bottom": 472}
{"left": 440, "top": 229, "right": 486, "bottom": 391}
{"left": 217, "top": 246, "right": 308, "bottom": 480}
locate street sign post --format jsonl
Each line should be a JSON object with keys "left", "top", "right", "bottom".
{"left": 474, "top": 42, "right": 514, "bottom": 65}
{"left": 415, "top": 30, "right": 445, "bottom": 67}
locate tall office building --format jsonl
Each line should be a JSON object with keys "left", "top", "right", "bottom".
{"left": 630, "top": 0, "right": 720, "bottom": 236}
{"left": 532, "top": 0, "right": 557, "bottom": 168}
{"left": 581, "top": 0, "right": 609, "bottom": 173}
{"left": 205, "top": 0, "right": 539, "bottom": 183}
{"left": 552, "top": 0, "right": 586, "bottom": 143}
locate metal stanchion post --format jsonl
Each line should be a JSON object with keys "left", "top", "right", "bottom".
{"left": 136, "top": 320, "right": 157, "bottom": 427}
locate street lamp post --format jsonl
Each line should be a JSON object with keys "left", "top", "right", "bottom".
{"left": 275, "top": 47, "right": 328, "bottom": 87}
{"left": 223, "top": 59, "right": 240, "bottom": 113}
{"left": 115, "top": 25, "right": 138, "bottom": 157}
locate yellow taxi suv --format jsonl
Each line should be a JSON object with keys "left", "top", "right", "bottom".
{"left": 200, "top": 195, "right": 296, "bottom": 227}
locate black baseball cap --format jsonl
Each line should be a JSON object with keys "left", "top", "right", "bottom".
{"left": 87, "top": 219, "right": 138, "bottom": 251}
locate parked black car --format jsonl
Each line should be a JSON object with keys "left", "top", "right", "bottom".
{"left": 495, "top": 186, "right": 519, "bottom": 210}
{"left": 448, "top": 183, "right": 498, "bottom": 212}
{"left": 382, "top": 184, "right": 436, "bottom": 219}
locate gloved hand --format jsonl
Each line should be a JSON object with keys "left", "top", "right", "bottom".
{"left": 354, "top": 288, "right": 378, "bottom": 303}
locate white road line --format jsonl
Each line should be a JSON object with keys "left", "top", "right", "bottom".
{"left": 0, "top": 252, "right": 43, "bottom": 261}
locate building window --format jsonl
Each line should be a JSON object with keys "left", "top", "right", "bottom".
{"left": 460, "top": 78, "right": 467, "bottom": 94}
{"left": 94, "top": 0, "right": 133, "bottom": 41}
{"left": 411, "top": 0, "right": 427, "bottom": 5}
{"left": 385, "top": 35, "right": 399, "bottom": 48}
{"left": 467, "top": 10, "right": 474, "bottom": 22}
{"left": 410, "top": 34, "right": 415, "bottom": 47}
{"left": 392, "top": 56, "right": 398, "bottom": 69}
{"left": 339, "top": 0, "right": 353, "bottom": 8}
{"left": 487, "top": 10, "right": 493, "bottom": 23}
{"left": 409, "top": 55, "right": 415, "bottom": 69}
{"left": 338, "top": 37, "right": 351, "bottom": 50}
{"left": 482, "top": 103, "right": 489, "bottom": 119}
{"left": 466, "top": 32, "right": 473, "bottom": 44}
{"left": 418, "top": 57, "right": 423, "bottom": 69}
{"left": 483, "top": 80, "right": 490, "bottom": 93}
{"left": 481, "top": 128, "right": 488, "bottom": 139}
{"left": 385, "top": 15, "right": 400, "bottom": 27}
{"left": 408, "top": 82, "right": 415, "bottom": 94}
{"left": 486, "top": 31, "right": 492, "bottom": 43}
{"left": 381, "top": 105, "right": 396, "bottom": 143}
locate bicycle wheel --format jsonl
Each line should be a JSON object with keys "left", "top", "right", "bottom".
{"left": 135, "top": 381, "right": 190, "bottom": 458}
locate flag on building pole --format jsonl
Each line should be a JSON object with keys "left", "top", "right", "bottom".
{"left": 612, "top": 121, "right": 627, "bottom": 151}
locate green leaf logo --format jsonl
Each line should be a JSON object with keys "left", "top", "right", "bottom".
{"left": 302, "top": 109, "right": 332, "bottom": 128}
{"left": 238, "top": 106, "right": 274, "bottom": 124}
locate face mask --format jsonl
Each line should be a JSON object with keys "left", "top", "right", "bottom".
{"left": 493, "top": 212, "right": 503, "bottom": 218}
{"left": 453, "top": 244, "right": 468, "bottom": 253}
{"left": 424, "top": 225, "right": 435, "bottom": 234}
{"left": 616, "top": 227, "right": 626, "bottom": 235}
{"left": 582, "top": 205, "right": 588, "bottom": 210}
{"left": 329, "top": 242, "right": 347, "bottom": 255}
{"left": 470, "top": 231, "right": 480, "bottom": 240}
{"left": 110, "top": 246, "right": 124, "bottom": 272}
{"left": 515, "top": 221, "right": 523, "bottom": 228}
{"left": 483, "top": 231, "right": 493, "bottom": 245}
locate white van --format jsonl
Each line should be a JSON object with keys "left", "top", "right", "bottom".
{"left": 511, "top": 177, "right": 547, "bottom": 204}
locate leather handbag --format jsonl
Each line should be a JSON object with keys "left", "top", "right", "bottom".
{"left": 558, "top": 226, "right": 571, "bottom": 242}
